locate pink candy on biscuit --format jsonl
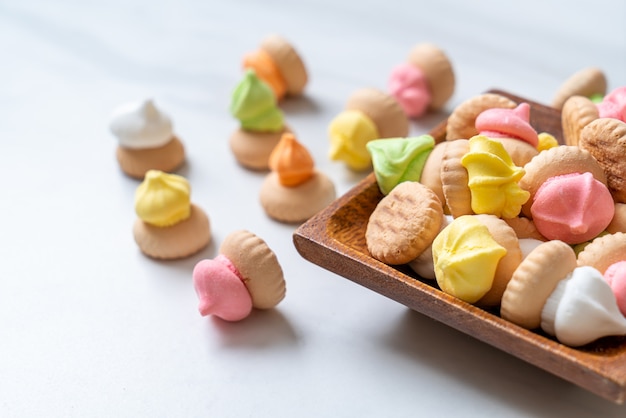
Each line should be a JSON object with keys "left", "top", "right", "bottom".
{"left": 193, "top": 256, "right": 253, "bottom": 321}
{"left": 475, "top": 103, "right": 539, "bottom": 147}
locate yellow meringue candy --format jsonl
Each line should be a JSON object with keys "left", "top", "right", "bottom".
{"left": 135, "top": 170, "right": 191, "bottom": 227}
{"left": 461, "top": 135, "right": 529, "bottom": 219}
{"left": 328, "top": 110, "right": 380, "bottom": 171}
{"left": 537, "top": 132, "right": 559, "bottom": 152}
{"left": 432, "top": 215, "right": 507, "bottom": 303}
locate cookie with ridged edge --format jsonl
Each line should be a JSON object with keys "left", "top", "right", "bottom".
{"left": 366, "top": 181, "right": 443, "bottom": 265}
{"left": 229, "top": 126, "right": 291, "bottom": 170}
{"left": 561, "top": 95, "right": 599, "bottom": 147}
{"left": 501, "top": 240, "right": 577, "bottom": 329}
{"left": 116, "top": 137, "right": 185, "bottom": 179}
{"left": 220, "top": 229, "right": 285, "bottom": 309}
{"left": 133, "top": 203, "right": 211, "bottom": 260}
{"left": 577, "top": 232, "right": 626, "bottom": 274}
{"left": 407, "top": 43, "right": 455, "bottom": 110}
{"left": 345, "top": 88, "right": 409, "bottom": 139}
{"left": 551, "top": 67, "right": 607, "bottom": 110}
{"left": 446, "top": 93, "right": 517, "bottom": 141}
{"left": 579, "top": 118, "right": 626, "bottom": 203}
{"left": 519, "top": 145, "right": 607, "bottom": 218}
{"left": 259, "top": 171, "right": 336, "bottom": 223}
{"left": 260, "top": 35, "right": 308, "bottom": 96}
{"left": 440, "top": 139, "right": 472, "bottom": 218}
{"left": 473, "top": 214, "right": 523, "bottom": 307}
{"left": 419, "top": 141, "right": 448, "bottom": 211}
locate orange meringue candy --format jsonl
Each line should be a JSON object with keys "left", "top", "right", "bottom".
{"left": 242, "top": 49, "right": 288, "bottom": 100}
{"left": 268, "top": 133, "right": 314, "bottom": 186}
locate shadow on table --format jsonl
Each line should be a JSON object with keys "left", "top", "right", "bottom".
{"left": 379, "top": 309, "right": 625, "bottom": 417}
{"left": 209, "top": 308, "right": 298, "bottom": 349}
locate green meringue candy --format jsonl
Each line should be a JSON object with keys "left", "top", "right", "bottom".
{"left": 230, "top": 69, "right": 284, "bottom": 132}
{"left": 367, "top": 135, "right": 435, "bottom": 195}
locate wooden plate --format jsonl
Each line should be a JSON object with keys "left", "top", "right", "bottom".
{"left": 293, "top": 90, "right": 626, "bottom": 404}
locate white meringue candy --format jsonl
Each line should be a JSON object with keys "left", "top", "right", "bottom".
{"left": 110, "top": 99, "right": 174, "bottom": 149}
{"left": 518, "top": 238, "right": 544, "bottom": 260}
{"left": 541, "top": 265, "right": 626, "bottom": 347}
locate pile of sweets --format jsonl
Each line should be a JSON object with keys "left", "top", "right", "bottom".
{"left": 364, "top": 91, "right": 626, "bottom": 347}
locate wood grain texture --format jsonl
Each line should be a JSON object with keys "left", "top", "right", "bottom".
{"left": 293, "top": 90, "right": 626, "bottom": 404}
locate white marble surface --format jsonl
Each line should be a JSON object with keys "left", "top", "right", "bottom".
{"left": 1, "top": 0, "right": 626, "bottom": 416}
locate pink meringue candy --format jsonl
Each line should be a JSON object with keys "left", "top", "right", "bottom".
{"left": 605, "top": 261, "right": 626, "bottom": 316}
{"left": 475, "top": 102, "right": 539, "bottom": 148}
{"left": 387, "top": 43, "right": 455, "bottom": 118}
{"left": 193, "top": 255, "right": 253, "bottom": 321}
{"left": 541, "top": 266, "right": 626, "bottom": 347}
{"left": 597, "top": 86, "right": 626, "bottom": 122}
{"left": 192, "top": 230, "right": 286, "bottom": 322}
{"left": 388, "top": 63, "right": 432, "bottom": 118}
{"left": 531, "top": 172, "right": 614, "bottom": 244}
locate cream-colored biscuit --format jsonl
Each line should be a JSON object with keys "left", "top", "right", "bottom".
{"left": 474, "top": 214, "right": 523, "bottom": 307}
{"left": 577, "top": 232, "right": 626, "bottom": 274}
{"left": 407, "top": 43, "right": 455, "bottom": 110}
{"left": 116, "top": 137, "right": 185, "bottom": 179}
{"left": 501, "top": 240, "right": 577, "bottom": 329}
{"left": 503, "top": 216, "right": 546, "bottom": 241}
{"left": 561, "top": 95, "right": 599, "bottom": 147}
{"left": 345, "top": 88, "right": 409, "bottom": 139}
{"left": 133, "top": 203, "right": 211, "bottom": 260}
{"left": 229, "top": 126, "right": 291, "bottom": 170}
{"left": 440, "top": 139, "right": 472, "bottom": 218}
{"left": 261, "top": 35, "right": 308, "bottom": 96}
{"left": 579, "top": 118, "right": 626, "bottom": 204}
{"left": 220, "top": 229, "right": 286, "bottom": 309}
{"left": 551, "top": 67, "right": 607, "bottom": 110}
{"left": 259, "top": 171, "right": 336, "bottom": 223}
{"left": 419, "top": 141, "right": 448, "bottom": 211}
{"left": 497, "top": 137, "right": 538, "bottom": 168}
{"left": 446, "top": 93, "right": 517, "bottom": 141}
{"left": 607, "top": 203, "right": 626, "bottom": 234}
{"left": 519, "top": 145, "right": 607, "bottom": 218}
{"left": 366, "top": 181, "right": 443, "bottom": 265}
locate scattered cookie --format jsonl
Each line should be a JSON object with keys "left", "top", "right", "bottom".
{"left": 133, "top": 170, "right": 211, "bottom": 260}
{"left": 388, "top": 43, "right": 455, "bottom": 117}
{"left": 242, "top": 34, "right": 308, "bottom": 100}
{"left": 260, "top": 133, "right": 336, "bottom": 223}
{"left": 110, "top": 99, "right": 185, "bottom": 179}
{"left": 551, "top": 67, "right": 607, "bottom": 110}
{"left": 193, "top": 230, "right": 285, "bottom": 321}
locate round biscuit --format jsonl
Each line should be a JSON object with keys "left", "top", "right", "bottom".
{"left": 577, "top": 232, "right": 626, "bottom": 274}
{"left": 519, "top": 145, "right": 607, "bottom": 218}
{"left": 220, "top": 230, "right": 285, "bottom": 309}
{"left": 561, "top": 95, "right": 599, "bottom": 147}
{"left": 500, "top": 240, "right": 577, "bottom": 329}
{"left": 440, "top": 139, "right": 472, "bottom": 218}
{"left": 345, "top": 88, "right": 409, "bottom": 139}
{"left": 446, "top": 93, "right": 517, "bottom": 141}
{"left": 579, "top": 118, "right": 626, "bottom": 203}
{"left": 366, "top": 181, "right": 443, "bottom": 265}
